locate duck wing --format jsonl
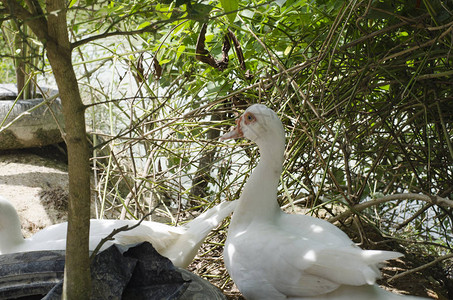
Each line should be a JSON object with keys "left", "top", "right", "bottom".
{"left": 273, "top": 213, "right": 402, "bottom": 297}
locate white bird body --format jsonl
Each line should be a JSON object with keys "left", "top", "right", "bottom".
{"left": 0, "top": 197, "right": 236, "bottom": 268}
{"left": 222, "top": 104, "right": 424, "bottom": 299}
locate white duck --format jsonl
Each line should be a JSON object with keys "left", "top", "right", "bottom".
{"left": 0, "top": 196, "right": 236, "bottom": 268}
{"left": 221, "top": 104, "right": 424, "bottom": 300}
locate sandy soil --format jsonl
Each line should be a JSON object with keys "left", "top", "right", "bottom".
{"left": 0, "top": 148, "right": 72, "bottom": 237}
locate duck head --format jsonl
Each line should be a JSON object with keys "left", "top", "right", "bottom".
{"left": 221, "top": 104, "right": 286, "bottom": 153}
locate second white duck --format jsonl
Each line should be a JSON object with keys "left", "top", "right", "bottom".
{"left": 0, "top": 196, "right": 236, "bottom": 268}
{"left": 221, "top": 104, "right": 424, "bottom": 299}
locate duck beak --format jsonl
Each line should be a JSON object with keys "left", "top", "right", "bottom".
{"left": 220, "top": 117, "right": 244, "bottom": 141}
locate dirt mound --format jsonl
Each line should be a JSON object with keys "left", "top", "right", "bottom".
{"left": 0, "top": 146, "right": 95, "bottom": 237}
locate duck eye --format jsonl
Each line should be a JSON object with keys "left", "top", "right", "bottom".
{"left": 244, "top": 113, "right": 255, "bottom": 124}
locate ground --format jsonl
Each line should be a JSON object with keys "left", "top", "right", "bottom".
{"left": 0, "top": 146, "right": 71, "bottom": 237}
{"left": 1, "top": 146, "right": 451, "bottom": 299}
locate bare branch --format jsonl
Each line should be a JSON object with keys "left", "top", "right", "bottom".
{"left": 71, "top": 18, "right": 182, "bottom": 50}
{"left": 195, "top": 23, "right": 230, "bottom": 71}
{"left": 328, "top": 193, "right": 453, "bottom": 223}
{"left": 389, "top": 253, "right": 453, "bottom": 282}
{"left": 89, "top": 210, "right": 154, "bottom": 262}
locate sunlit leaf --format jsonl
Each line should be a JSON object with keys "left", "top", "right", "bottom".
{"left": 69, "top": 0, "right": 78, "bottom": 8}
{"left": 137, "top": 21, "right": 151, "bottom": 30}
{"left": 219, "top": 0, "right": 238, "bottom": 24}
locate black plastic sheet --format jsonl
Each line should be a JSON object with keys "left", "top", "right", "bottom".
{"left": 0, "top": 242, "right": 225, "bottom": 299}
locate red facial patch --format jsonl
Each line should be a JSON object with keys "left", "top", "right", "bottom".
{"left": 243, "top": 112, "right": 256, "bottom": 125}
{"left": 236, "top": 115, "right": 244, "bottom": 137}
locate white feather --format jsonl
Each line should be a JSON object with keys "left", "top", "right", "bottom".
{"left": 222, "top": 104, "right": 425, "bottom": 300}
{"left": 0, "top": 196, "right": 236, "bottom": 268}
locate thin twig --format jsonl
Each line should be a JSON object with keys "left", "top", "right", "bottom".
{"left": 89, "top": 210, "right": 154, "bottom": 262}
{"left": 329, "top": 193, "right": 453, "bottom": 223}
{"left": 389, "top": 253, "right": 453, "bottom": 282}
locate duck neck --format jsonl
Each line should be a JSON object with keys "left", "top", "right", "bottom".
{"left": 0, "top": 203, "right": 24, "bottom": 254}
{"left": 230, "top": 140, "right": 285, "bottom": 228}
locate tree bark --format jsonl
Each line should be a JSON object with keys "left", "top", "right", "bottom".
{"left": 45, "top": 1, "right": 91, "bottom": 299}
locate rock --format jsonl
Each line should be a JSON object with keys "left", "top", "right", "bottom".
{"left": 0, "top": 84, "right": 64, "bottom": 150}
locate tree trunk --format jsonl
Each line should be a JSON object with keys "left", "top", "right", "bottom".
{"left": 12, "top": 21, "right": 31, "bottom": 99}
{"left": 190, "top": 113, "right": 221, "bottom": 202}
{"left": 45, "top": 1, "right": 92, "bottom": 299}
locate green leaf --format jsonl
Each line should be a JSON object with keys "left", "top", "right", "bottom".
{"left": 176, "top": 45, "right": 186, "bottom": 60}
{"left": 219, "top": 0, "right": 238, "bottom": 24}
{"left": 187, "top": 3, "right": 213, "bottom": 22}
{"left": 137, "top": 21, "right": 151, "bottom": 30}
{"left": 284, "top": 45, "right": 292, "bottom": 56}
{"left": 69, "top": 0, "right": 77, "bottom": 8}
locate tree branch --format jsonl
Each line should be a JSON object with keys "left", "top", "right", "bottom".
{"left": 89, "top": 211, "right": 154, "bottom": 262}
{"left": 195, "top": 23, "right": 230, "bottom": 71}
{"left": 328, "top": 193, "right": 453, "bottom": 223}
{"left": 389, "top": 253, "right": 453, "bottom": 282}
{"left": 0, "top": 0, "right": 49, "bottom": 43}
{"left": 71, "top": 18, "right": 182, "bottom": 50}
{"left": 227, "top": 28, "right": 246, "bottom": 71}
